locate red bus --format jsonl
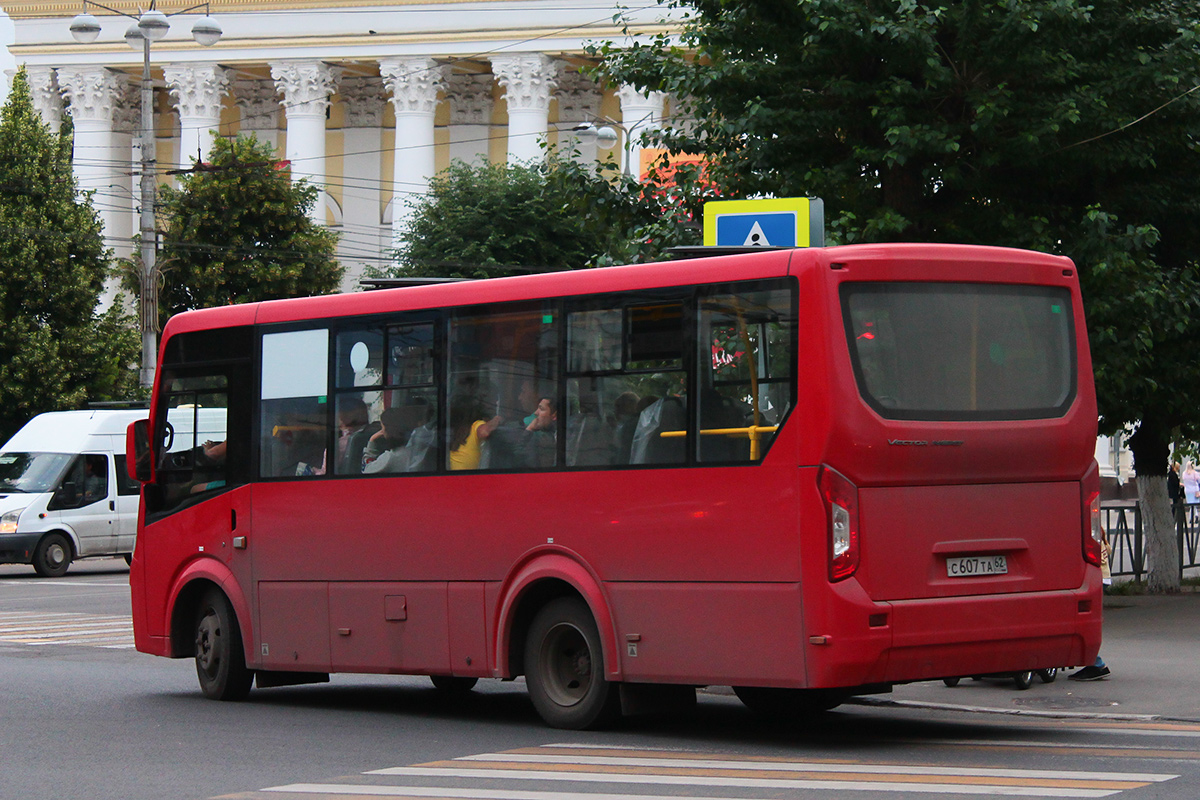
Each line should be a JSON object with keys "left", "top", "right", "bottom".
{"left": 127, "top": 243, "right": 1103, "bottom": 729}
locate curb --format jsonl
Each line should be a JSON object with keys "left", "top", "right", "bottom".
{"left": 848, "top": 696, "right": 1200, "bottom": 724}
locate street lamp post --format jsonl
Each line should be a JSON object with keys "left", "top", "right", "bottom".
{"left": 574, "top": 112, "right": 658, "bottom": 178}
{"left": 70, "top": 1, "right": 222, "bottom": 389}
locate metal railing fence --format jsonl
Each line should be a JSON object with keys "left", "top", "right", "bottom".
{"left": 1100, "top": 501, "right": 1200, "bottom": 582}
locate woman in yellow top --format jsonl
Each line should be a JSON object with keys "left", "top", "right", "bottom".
{"left": 448, "top": 399, "right": 503, "bottom": 470}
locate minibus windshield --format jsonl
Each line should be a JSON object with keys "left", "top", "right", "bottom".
{"left": 0, "top": 452, "right": 74, "bottom": 493}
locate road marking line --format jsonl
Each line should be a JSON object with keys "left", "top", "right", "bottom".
{"left": 366, "top": 765, "right": 1138, "bottom": 797}
{"left": 452, "top": 752, "right": 1175, "bottom": 783}
{"left": 0, "top": 612, "right": 134, "bottom": 648}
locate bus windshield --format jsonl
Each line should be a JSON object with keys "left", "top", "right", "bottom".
{"left": 842, "top": 282, "right": 1075, "bottom": 420}
{"left": 0, "top": 452, "right": 74, "bottom": 493}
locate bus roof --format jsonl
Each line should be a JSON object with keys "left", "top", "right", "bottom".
{"left": 159, "top": 243, "right": 1074, "bottom": 339}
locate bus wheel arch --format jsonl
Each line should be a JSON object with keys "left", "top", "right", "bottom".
{"left": 32, "top": 531, "right": 74, "bottom": 577}
{"left": 167, "top": 564, "right": 254, "bottom": 665}
{"left": 495, "top": 553, "right": 620, "bottom": 684}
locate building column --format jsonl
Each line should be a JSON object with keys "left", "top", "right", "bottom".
{"left": 617, "top": 85, "right": 666, "bottom": 179}
{"left": 233, "top": 78, "right": 280, "bottom": 153}
{"left": 164, "top": 63, "right": 230, "bottom": 168}
{"left": 338, "top": 76, "right": 386, "bottom": 291}
{"left": 490, "top": 54, "right": 557, "bottom": 164}
{"left": 380, "top": 56, "right": 445, "bottom": 254}
{"left": 445, "top": 72, "right": 492, "bottom": 166}
{"left": 58, "top": 66, "right": 129, "bottom": 301}
{"left": 555, "top": 70, "right": 602, "bottom": 164}
{"left": 270, "top": 60, "right": 340, "bottom": 224}
{"left": 27, "top": 67, "right": 62, "bottom": 131}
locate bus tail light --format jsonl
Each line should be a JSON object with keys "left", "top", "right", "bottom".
{"left": 1083, "top": 490, "right": 1102, "bottom": 567}
{"left": 819, "top": 465, "right": 859, "bottom": 582}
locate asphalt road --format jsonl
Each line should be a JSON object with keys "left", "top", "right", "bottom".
{"left": 2, "top": 559, "right": 1198, "bottom": 800}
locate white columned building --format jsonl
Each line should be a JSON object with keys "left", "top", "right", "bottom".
{"left": 271, "top": 60, "right": 340, "bottom": 224}
{"left": 234, "top": 78, "right": 280, "bottom": 154}
{"left": 491, "top": 54, "right": 557, "bottom": 164}
{"left": 26, "top": 64, "right": 60, "bottom": 129}
{"left": 2, "top": 0, "right": 686, "bottom": 293}
{"left": 380, "top": 56, "right": 445, "bottom": 254}
{"left": 164, "top": 63, "right": 229, "bottom": 169}
{"left": 446, "top": 72, "right": 493, "bottom": 166}
{"left": 617, "top": 86, "right": 666, "bottom": 178}
{"left": 339, "top": 75, "right": 387, "bottom": 287}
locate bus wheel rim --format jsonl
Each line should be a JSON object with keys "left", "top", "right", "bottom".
{"left": 539, "top": 621, "right": 591, "bottom": 707}
{"left": 195, "top": 611, "right": 220, "bottom": 677}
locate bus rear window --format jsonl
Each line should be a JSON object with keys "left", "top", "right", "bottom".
{"left": 842, "top": 283, "right": 1075, "bottom": 420}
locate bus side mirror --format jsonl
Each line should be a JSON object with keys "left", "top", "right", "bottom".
{"left": 128, "top": 419, "right": 152, "bottom": 483}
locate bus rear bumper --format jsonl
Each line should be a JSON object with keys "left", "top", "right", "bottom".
{"left": 806, "top": 576, "right": 1103, "bottom": 688}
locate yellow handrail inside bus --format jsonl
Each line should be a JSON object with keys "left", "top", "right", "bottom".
{"left": 658, "top": 425, "right": 779, "bottom": 460}
{"left": 271, "top": 424, "right": 325, "bottom": 436}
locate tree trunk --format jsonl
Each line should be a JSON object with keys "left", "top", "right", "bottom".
{"left": 1127, "top": 422, "right": 1180, "bottom": 593}
{"left": 1136, "top": 474, "right": 1179, "bottom": 592}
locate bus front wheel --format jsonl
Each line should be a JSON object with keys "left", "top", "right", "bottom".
{"left": 194, "top": 589, "right": 254, "bottom": 701}
{"left": 524, "top": 597, "right": 620, "bottom": 730}
{"left": 32, "top": 533, "right": 72, "bottom": 578}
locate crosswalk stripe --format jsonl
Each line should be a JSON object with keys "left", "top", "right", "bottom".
{"left": 254, "top": 743, "right": 1179, "bottom": 799}
{"left": 367, "top": 765, "right": 1136, "bottom": 797}
{"left": 454, "top": 751, "right": 1175, "bottom": 783}
{"left": 0, "top": 612, "right": 134, "bottom": 648}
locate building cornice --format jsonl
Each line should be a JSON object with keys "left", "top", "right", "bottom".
{"left": 4, "top": 0, "right": 554, "bottom": 18}
{"left": 8, "top": 22, "right": 676, "bottom": 58}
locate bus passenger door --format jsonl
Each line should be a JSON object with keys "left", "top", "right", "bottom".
{"left": 48, "top": 454, "right": 117, "bottom": 557}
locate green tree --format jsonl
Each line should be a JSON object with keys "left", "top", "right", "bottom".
{"left": 597, "top": 0, "right": 1200, "bottom": 591}
{"left": 156, "top": 134, "right": 342, "bottom": 320}
{"left": 384, "top": 154, "right": 710, "bottom": 280}
{"left": 0, "top": 68, "right": 140, "bottom": 441}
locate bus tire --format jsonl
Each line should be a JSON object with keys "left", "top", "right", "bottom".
{"left": 430, "top": 675, "right": 478, "bottom": 693}
{"left": 524, "top": 596, "right": 620, "bottom": 730}
{"left": 32, "top": 533, "right": 72, "bottom": 578}
{"left": 733, "top": 686, "right": 847, "bottom": 717}
{"left": 194, "top": 588, "right": 254, "bottom": 701}
{"left": 1012, "top": 670, "right": 1034, "bottom": 690}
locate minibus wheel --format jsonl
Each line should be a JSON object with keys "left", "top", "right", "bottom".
{"left": 1013, "top": 671, "right": 1034, "bottom": 690}
{"left": 32, "top": 533, "right": 72, "bottom": 578}
{"left": 194, "top": 588, "right": 253, "bottom": 701}
{"left": 524, "top": 597, "right": 620, "bottom": 730}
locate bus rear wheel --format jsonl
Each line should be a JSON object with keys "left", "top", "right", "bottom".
{"left": 524, "top": 597, "right": 620, "bottom": 730}
{"left": 733, "top": 686, "right": 847, "bottom": 717}
{"left": 32, "top": 533, "right": 72, "bottom": 578}
{"left": 194, "top": 588, "right": 254, "bottom": 701}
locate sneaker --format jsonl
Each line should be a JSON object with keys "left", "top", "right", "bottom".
{"left": 1068, "top": 665, "right": 1111, "bottom": 681}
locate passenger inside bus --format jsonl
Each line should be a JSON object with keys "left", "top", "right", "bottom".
{"left": 334, "top": 396, "right": 376, "bottom": 475}
{"left": 447, "top": 397, "right": 503, "bottom": 470}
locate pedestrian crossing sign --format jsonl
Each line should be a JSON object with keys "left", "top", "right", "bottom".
{"left": 703, "top": 197, "right": 824, "bottom": 248}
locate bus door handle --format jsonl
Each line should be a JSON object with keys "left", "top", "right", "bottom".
{"left": 109, "top": 501, "right": 115, "bottom": 511}
{"left": 233, "top": 536, "right": 247, "bottom": 550}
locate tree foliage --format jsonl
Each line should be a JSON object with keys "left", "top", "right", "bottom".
{"left": 0, "top": 68, "right": 140, "bottom": 441}
{"left": 384, "top": 154, "right": 714, "bottom": 279}
{"left": 598, "top": 0, "right": 1200, "bottom": 590}
{"left": 157, "top": 134, "right": 342, "bottom": 320}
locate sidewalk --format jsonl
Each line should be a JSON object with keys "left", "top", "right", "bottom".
{"left": 864, "top": 594, "right": 1200, "bottom": 722}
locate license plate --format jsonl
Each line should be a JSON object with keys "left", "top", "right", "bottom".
{"left": 946, "top": 555, "right": 1008, "bottom": 577}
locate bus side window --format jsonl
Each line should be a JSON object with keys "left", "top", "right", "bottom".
{"left": 567, "top": 297, "right": 688, "bottom": 467}
{"left": 448, "top": 304, "right": 558, "bottom": 471}
{"left": 698, "top": 285, "right": 796, "bottom": 463}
